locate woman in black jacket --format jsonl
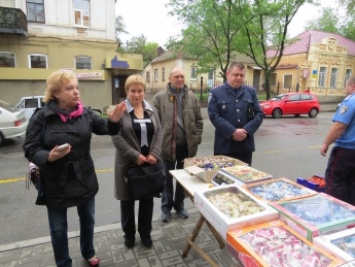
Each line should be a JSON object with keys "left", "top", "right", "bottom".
{"left": 23, "top": 70, "right": 126, "bottom": 267}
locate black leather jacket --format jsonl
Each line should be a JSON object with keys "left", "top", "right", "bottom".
{"left": 23, "top": 104, "right": 121, "bottom": 208}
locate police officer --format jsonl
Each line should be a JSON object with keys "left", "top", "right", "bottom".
{"left": 321, "top": 75, "right": 355, "bottom": 205}
{"left": 208, "top": 62, "right": 263, "bottom": 165}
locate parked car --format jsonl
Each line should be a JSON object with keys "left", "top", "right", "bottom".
{"left": 0, "top": 100, "right": 28, "bottom": 145}
{"left": 15, "top": 95, "right": 45, "bottom": 121}
{"left": 260, "top": 92, "right": 320, "bottom": 118}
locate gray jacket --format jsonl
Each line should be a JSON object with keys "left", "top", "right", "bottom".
{"left": 152, "top": 84, "right": 203, "bottom": 162}
{"left": 111, "top": 99, "right": 162, "bottom": 200}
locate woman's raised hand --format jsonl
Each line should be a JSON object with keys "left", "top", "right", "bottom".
{"left": 108, "top": 102, "right": 127, "bottom": 123}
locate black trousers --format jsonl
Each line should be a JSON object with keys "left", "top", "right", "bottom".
{"left": 120, "top": 198, "right": 154, "bottom": 239}
{"left": 325, "top": 146, "right": 355, "bottom": 205}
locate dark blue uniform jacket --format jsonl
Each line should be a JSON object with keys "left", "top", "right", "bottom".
{"left": 208, "top": 83, "right": 263, "bottom": 155}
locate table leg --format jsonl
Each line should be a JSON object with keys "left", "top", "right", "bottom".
{"left": 205, "top": 220, "right": 225, "bottom": 248}
{"left": 182, "top": 215, "right": 205, "bottom": 258}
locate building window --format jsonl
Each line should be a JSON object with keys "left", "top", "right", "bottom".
{"left": 345, "top": 69, "right": 352, "bottom": 85}
{"left": 75, "top": 56, "right": 91, "bottom": 69}
{"left": 162, "top": 67, "right": 165, "bottom": 82}
{"left": 191, "top": 66, "right": 197, "bottom": 80}
{"left": 0, "top": 52, "right": 16, "bottom": 67}
{"left": 28, "top": 54, "right": 47, "bottom": 68}
{"left": 74, "top": 0, "right": 90, "bottom": 27}
{"left": 27, "top": 0, "right": 45, "bottom": 23}
{"left": 318, "top": 67, "right": 327, "bottom": 87}
{"left": 270, "top": 73, "right": 277, "bottom": 86}
{"left": 330, "top": 68, "right": 338, "bottom": 88}
{"left": 146, "top": 71, "right": 150, "bottom": 83}
{"left": 283, "top": 74, "right": 292, "bottom": 89}
{"left": 154, "top": 69, "right": 158, "bottom": 81}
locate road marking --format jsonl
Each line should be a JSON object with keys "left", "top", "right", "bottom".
{"left": 0, "top": 168, "right": 114, "bottom": 184}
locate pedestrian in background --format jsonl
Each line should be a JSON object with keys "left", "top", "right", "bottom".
{"left": 23, "top": 70, "right": 126, "bottom": 267}
{"left": 320, "top": 75, "right": 355, "bottom": 205}
{"left": 152, "top": 66, "right": 204, "bottom": 222}
{"left": 111, "top": 74, "right": 162, "bottom": 248}
{"left": 208, "top": 62, "right": 263, "bottom": 165}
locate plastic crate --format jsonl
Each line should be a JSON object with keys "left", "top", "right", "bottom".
{"left": 296, "top": 174, "right": 325, "bottom": 192}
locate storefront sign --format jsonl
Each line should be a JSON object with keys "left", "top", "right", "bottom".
{"left": 76, "top": 72, "right": 102, "bottom": 79}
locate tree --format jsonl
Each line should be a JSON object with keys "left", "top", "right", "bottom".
{"left": 304, "top": 7, "right": 355, "bottom": 41}
{"left": 304, "top": 7, "right": 339, "bottom": 34}
{"left": 338, "top": 0, "right": 355, "bottom": 15}
{"left": 115, "top": 15, "right": 129, "bottom": 48}
{"left": 123, "top": 34, "right": 159, "bottom": 67}
{"left": 241, "top": 0, "right": 316, "bottom": 99}
{"left": 168, "top": 0, "right": 315, "bottom": 99}
{"left": 167, "top": 0, "right": 251, "bottom": 81}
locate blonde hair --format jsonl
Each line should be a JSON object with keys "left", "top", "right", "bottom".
{"left": 43, "top": 70, "right": 78, "bottom": 103}
{"left": 124, "top": 74, "right": 146, "bottom": 93}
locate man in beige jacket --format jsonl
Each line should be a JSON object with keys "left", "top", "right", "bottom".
{"left": 152, "top": 67, "right": 203, "bottom": 222}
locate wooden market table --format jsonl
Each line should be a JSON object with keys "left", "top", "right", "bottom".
{"left": 170, "top": 169, "right": 226, "bottom": 267}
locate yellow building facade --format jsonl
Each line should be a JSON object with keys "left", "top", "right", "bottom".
{"left": 0, "top": 0, "right": 143, "bottom": 111}
{"left": 269, "top": 30, "right": 355, "bottom": 102}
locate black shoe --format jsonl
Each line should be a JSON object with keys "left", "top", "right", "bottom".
{"left": 160, "top": 210, "right": 171, "bottom": 222}
{"left": 124, "top": 238, "right": 135, "bottom": 248}
{"left": 141, "top": 237, "right": 152, "bottom": 248}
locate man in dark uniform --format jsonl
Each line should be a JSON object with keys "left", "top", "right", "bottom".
{"left": 321, "top": 75, "right": 355, "bottom": 205}
{"left": 208, "top": 62, "right": 263, "bottom": 165}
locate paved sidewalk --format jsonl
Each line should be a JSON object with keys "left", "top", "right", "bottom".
{"left": 0, "top": 207, "right": 241, "bottom": 267}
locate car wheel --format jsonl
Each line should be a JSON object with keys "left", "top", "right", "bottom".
{"left": 308, "top": 108, "right": 318, "bottom": 118}
{"left": 272, "top": 108, "right": 282, "bottom": 118}
{"left": 0, "top": 132, "right": 4, "bottom": 146}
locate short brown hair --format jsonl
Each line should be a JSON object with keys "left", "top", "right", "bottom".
{"left": 44, "top": 70, "right": 78, "bottom": 103}
{"left": 228, "top": 62, "right": 245, "bottom": 71}
{"left": 347, "top": 75, "right": 355, "bottom": 86}
{"left": 124, "top": 74, "right": 146, "bottom": 93}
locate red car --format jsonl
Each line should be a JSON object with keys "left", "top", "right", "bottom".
{"left": 260, "top": 93, "right": 320, "bottom": 118}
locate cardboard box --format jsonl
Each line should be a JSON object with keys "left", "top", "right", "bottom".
{"left": 226, "top": 220, "right": 342, "bottom": 267}
{"left": 194, "top": 185, "right": 279, "bottom": 239}
{"left": 269, "top": 193, "right": 355, "bottom": 242}
{"left": 242, "top": 177, "right": 318, "bottom": 203}
{"left": 221, "top": 165, "right": 273, "bottom": 186}
{"left": 184, "top": 155, "right": 247, "bottom": 183}
{"left": 313, "top": 227, "right": 355, "bottom": 262}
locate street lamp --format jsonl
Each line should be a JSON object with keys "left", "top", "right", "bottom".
{"left": 200, "top": 76, "right": 204, "bottom": 101}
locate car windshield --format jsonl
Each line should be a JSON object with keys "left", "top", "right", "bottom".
{"left": 270, "top": 94, "right": 287, "bottom": 101}
{"left": 0, "top": 100, "right": 20, "bottom": 112}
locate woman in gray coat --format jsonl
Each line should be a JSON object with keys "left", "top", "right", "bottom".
{"left": 111, "top": 74, "right": 162, "bottom": 248}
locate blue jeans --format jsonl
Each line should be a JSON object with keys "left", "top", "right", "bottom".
{"left": 47, "top": 197, "right": 96, "bottom": 267}
{"left": 161, "top": 143, "right": 188, "bottom": 212}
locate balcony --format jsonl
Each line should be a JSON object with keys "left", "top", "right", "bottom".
{"left": 0, "top": 6, "right": 28, "bottom": 36}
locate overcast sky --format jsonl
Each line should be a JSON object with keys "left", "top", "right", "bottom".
{"left": 115, "top": 0, "right": 337, "bottom": 47}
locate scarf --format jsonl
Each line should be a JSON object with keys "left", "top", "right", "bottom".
{"left": 48, "top": 101, "right": 84, "bottom": 123}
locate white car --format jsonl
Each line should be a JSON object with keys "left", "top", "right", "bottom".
{"left": 15, "top": 96, "right": 45, "bottom": 121}
{"left": 0, "top": 100, "right": 28, "bottom": 145}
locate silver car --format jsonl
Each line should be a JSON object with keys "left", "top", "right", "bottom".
{"left": 0, "top": 100, "right": 28, "bottom": 145}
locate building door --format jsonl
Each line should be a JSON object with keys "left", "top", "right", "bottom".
{"left": 253, "top": 70, "right": 261, "bottom": 91}
{"left": 112, "top": 75, "right": 127, "bottom": 104}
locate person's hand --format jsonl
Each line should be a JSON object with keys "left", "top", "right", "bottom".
{"left": 145, "top": 154, "right": 157, "bottom": 164}
{"left": 47, "top": 144, "right": 72, "bottom": 162}
{"left": 108, "top": 102, "right": 127, "bottom": 123}
{"left": 136, "top": 154, "right": 146, "bottom": 165}
{"left": 232, "top": 128, "right": 248, "bottom": 141}
{"left": 320, "top": 143, "right": 329, "bottom": 157}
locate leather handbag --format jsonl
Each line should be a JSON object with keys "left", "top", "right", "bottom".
{"left": 125, "top": 163, "right": 165, "bottom": 200}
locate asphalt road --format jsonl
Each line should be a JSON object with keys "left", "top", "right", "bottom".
{"left": 0, "top": 108, "right": 335, "bottom": 245}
